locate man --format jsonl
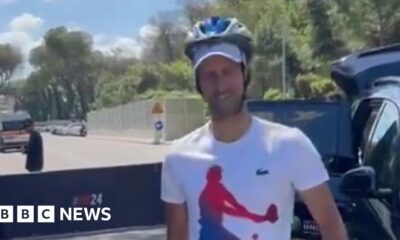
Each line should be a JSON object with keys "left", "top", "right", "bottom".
{"left": 161, "top": 16, "right": 348, "bottom": 240}
{"left": 24, "top": 119, "right": 43, "bottom": 172}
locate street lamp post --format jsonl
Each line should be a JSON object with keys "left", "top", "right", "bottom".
{"left": 281, "top": 27, "right": 287, "bottom": 95}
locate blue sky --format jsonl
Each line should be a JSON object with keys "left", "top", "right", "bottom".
{"left": 0, "top": 0, "right": 179, "bottom": 38}
{"left": 0, "top": 0, "right": 181, "bottom": 79}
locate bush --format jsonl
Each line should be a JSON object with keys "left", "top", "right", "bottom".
{"left": 295, "top": 73, "right": 339, "bottom": 100}
{"left": 263, "top": 88, "right": 293, "bottom": 100}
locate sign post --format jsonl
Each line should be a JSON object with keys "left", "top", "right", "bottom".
{"left": 151, "top": 102, "right": 164, "bottom": 144}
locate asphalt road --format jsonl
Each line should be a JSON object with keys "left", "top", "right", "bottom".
{"left": 0, "top": 133, "right": 170, "bottom": 239}
{"left": 0, "top": 133, "right": 171, "bottom": 175}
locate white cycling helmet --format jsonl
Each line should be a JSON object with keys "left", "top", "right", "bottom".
{"left": 184, "top": 16, "right": 254, "bottom": 92}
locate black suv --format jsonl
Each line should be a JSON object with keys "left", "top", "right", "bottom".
{"left": 330, "top": 44, "right": 400, "bottom": 240}
{"left": 248, "top": 43, "right": 400, "bottom": 239}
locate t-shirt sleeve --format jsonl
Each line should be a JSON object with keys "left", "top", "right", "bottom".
{"left": 160, "top": 154, "right": 186, "bottom": 204}
{"left": 289, "top": 128, "right": 329, "bottom": 192}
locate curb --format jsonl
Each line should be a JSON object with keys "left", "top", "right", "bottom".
{"left": 88, "top": 135, "right": 172, "bottom": 145}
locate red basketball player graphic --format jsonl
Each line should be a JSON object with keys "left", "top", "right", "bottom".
{"left": 198, "top": 165, "right": 279, "bottom": 240}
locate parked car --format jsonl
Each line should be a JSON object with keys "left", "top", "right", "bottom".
{"left": 66, "top": 122, "right": 87, "bottom": 137}
{"left": 330, "top": 43, "right": 400, "bottom": 240}
{"left": 0, "top": 110, "right": 31, "bottom": 153}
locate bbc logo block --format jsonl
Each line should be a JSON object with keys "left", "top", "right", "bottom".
{"left": 0, "top": 206, "right": 13, "bottom": 223}
{"left": 17, "top": 206, "right": 34, "bottom": 223}
{"left": 38, "top": 206, "right": 55, "bottom": 223}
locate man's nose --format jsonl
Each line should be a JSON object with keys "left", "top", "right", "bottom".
{"left": 215, "top": 75, "right": 228, "bottom": 92}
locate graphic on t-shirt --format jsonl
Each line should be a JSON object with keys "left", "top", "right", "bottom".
{"left": 198, "top": 165, "right": 279, "bottom": 240}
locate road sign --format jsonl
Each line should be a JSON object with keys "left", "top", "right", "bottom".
{"left": 154, "top": 121, "right": 163, "bottom": 130}
{"left": 152, "top": 102, "right": 163, "bottom": 114}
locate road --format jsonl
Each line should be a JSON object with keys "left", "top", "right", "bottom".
{"left": 0, "top": 133, "right": 170, "bottom": 175}
{"left": 0, "top": 133, "right": 170, "bottom": 239}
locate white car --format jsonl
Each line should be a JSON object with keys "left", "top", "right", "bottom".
{"left": 66, "top": 123, "right": 87, "bottom": 137}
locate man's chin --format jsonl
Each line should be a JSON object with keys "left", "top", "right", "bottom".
{"left": 209, "top": 104, "right": 244, "bottom": 120}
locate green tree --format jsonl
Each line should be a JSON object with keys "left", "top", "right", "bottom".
{"left": 159, "top": 59, "right": 194, "bottom": 91}
{"left": 141, "top": 11, "right": 187, "bottom": 63}
{"left": 333, "top": 0, "right": 400, "bottom": 48}
{"left": 295, "top": 73, "right": 338, "bottom": 100}
{"left": 0, "top": 44, "right": 22, "bottom": 90}
{"left": 263, "top": 88, "right": 287, "bottom": 100}
{"left": 27, "top": 26, "right": 100, "bottom": 119}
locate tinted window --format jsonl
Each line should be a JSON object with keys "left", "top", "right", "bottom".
{"left": 365, "top": 102, "right": 399, "bottom": 188}
{"left": 2, "top": 121, "right": 26, "bottom": 131}
{"left": 352, "top": 99, "right": 383, "bottom": 160}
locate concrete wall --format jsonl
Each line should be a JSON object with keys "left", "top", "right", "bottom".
{"left": 87, "top": 98, "right": 207, "bottom": 141}
{"left": 164, "top": 98, "right": 206, "bottom": 140}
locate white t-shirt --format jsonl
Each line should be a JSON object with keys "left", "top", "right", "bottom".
{"left": 161, "top": 116, "right": 329, "bottom": 240}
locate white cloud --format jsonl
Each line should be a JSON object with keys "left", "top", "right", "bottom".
{"left": 0, "top": 0, "right": 18, "bottom": 5}
{"left": 139, "top": 24, "right": 160, "bottom": 40}
{"left": 9, "top": 13, "right": 44, "bottom": 31}
{"left": 93, "top": 35, "right": 142, "bottom": 59}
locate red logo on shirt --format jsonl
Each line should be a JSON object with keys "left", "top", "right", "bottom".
{"left": 198, "top": 165, "right": 279, "bottom": 239}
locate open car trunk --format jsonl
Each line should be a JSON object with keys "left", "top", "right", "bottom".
{"left": 247, "top": 100, "right": 355, "bottom": 161}
{"left": 331, "top": 43, "right": 400, "bottom": 97}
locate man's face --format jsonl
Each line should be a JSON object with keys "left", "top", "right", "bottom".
{"left": 197, "top": 55, "right": 245, "bottom": 120}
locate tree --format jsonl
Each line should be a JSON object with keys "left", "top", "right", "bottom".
{"left": 0, "top": 44, "right": 22, "bottom": 90}
{"left": 159, "top": 59, "right": 193, "bottom": 91}
{"left": 295, "top": 73, "right": 338, "bottom": 100}
{"left": 176, "top": 0, "right": 214, "bottom": 24}
{"left": 27, "top": 26, "right": 98, "bottom": 119}
{"left": 307, "top": 0, "right": 348, "bottom": 60}
{"left": 333, "top": 0, "right": 400, "bottom": 48}
{"left": 141, "top": 11, "right": 187, "bottom": 63}
{"left": 263, "top": 88, "right": 288, "bottom": 100}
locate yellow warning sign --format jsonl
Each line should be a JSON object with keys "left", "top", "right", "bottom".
{"left": 152, "top": 102, "right": 163, "bottom": 114}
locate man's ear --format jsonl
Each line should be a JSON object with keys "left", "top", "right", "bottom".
{"left": 195, "top": 70, "right": 202, "bottom": 93}
{"left": 241, "top": 63, "right": 251, "bottom": 89}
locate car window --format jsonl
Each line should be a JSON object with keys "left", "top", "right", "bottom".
{"left": 2, "top": 121, "right": 26, "bottom": 131}
{"left": 362, "top": 104, "right": 382, "bottom": 148}
{"left": 364, "top": 101, "right": 399, "bottom": 188}
{"left": 352, "top": 99, "right": 384, "bottom": 160}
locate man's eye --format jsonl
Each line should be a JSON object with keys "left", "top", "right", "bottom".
{"left": 223, "top": 68, "right": 232, "bottom": 76}
{"left": 206, "top": 72, "right": 217, "bottom": 81}
{"left": 223, "top": 66, "right": 238, "bottom": 76}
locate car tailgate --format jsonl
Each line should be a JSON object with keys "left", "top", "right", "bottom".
{"left": 247, "top": 100, "right": 355, "bottom": 160}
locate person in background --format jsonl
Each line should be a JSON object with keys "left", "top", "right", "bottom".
{"left": 24, "top": 119, "right": 43, "bottom": 172}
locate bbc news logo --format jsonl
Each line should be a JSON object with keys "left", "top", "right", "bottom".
{"left": 0, "top": 206, "right": 111, "bottom": 223}
{"left": 0, "top": 193, "right": 111, "bottom": 223}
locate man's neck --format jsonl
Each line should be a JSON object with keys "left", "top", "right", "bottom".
{"left": 210, "top": 110, "right": 252, "bottom": 143}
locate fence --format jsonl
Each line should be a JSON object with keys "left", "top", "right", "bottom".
{"left": 87, "top": 98, "right": 207, "bottom": 141}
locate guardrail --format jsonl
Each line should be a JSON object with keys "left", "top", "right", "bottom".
{"left": 0, "top": 163, "right": 164, "bottom": 239}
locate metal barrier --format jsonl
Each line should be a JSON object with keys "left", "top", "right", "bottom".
{"left": 0, "top": 163, "right": 164, "bottom": 239}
